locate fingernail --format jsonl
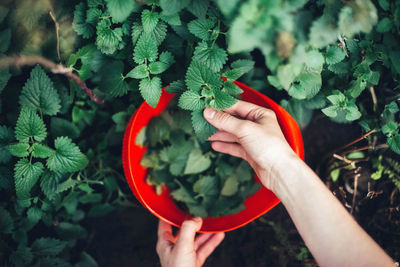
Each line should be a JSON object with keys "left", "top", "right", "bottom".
{"left": 204, "top": 108, "right": 215, "bottom": 119}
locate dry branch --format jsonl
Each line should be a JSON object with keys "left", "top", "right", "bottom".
{"left": 0, "top": 55, "right": 104, "bottom": 105}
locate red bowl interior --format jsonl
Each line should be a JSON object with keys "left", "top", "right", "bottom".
{"left": 122, "top": 81, "right": 304, "bottom": 233}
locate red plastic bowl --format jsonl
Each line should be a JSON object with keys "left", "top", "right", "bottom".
{"left": 122, "top": 81, "right": 304, "bottom": 233}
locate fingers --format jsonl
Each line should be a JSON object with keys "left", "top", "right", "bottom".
{"left": 197, "top": 233, "right": 225, "bottom": 266}
{"left": 175, "top": 217, "right": 203, "bottom": 252}
{"left": 211, "top": 141, "right": 247, "bottom": 160}
{"left": 156, "top": 220, "right": 174, "bottom": 255}
{"left": 225, "top": 100, "right": 274, "bottom": 123}
{"left": 204, "top": 108, "right": 248, "bottom": 134}
{"left": 194, "top": 233, "right": 214, "bottom": 250}
{"left": 208, "top": 131, "right": 237, "bottom": 143}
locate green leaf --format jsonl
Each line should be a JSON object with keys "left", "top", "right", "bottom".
{"left": 86, "top": 7, "right": 102, "bottom": 25}
{"left": 223, "top": 81, "right": 243, "bottom": 95}
{"left": 221, "top": 176, "right": 239, "bottom": 196}
{"left": 0, "top": 206, "right": 13, "bottom": 234}
{"left": 230, "top": 59, "right": 254, "bottom": 75}
{"left": 328, "top": 62, "right": 349, "bottom": 74}
{"left": 139, "top": 76, "right": 162, "bottom": 108}
{"left": 32, "top": 238, "right": 67, "bottom": 257}
{"left": 6, "top": 143, "right": 29, "bottom": 157}
{"left": 148, "top": 21, "right": 168, "bottom": 46}
{"left": 345, "top": 102, "right": 362, "bottom": 121}
{"left": 47, "top": 137, "right": 88, "bottom": 173}
{"left": 50, "top": 118, "right": 80, "bottom": 140}
{"left": 376, "top": 17, "right": 392, "bottom": 33}
{"left": 187, "top": 19, "right": 215, "bottom": 40}
{"left": 191, "top": 110, "right": 217, "bottom": 140}
{"left": 187, "top": 0, "right": 209, "bottom": 18}
{"left": 14, "top": 158, "right": 44, "bottom": 199}
{"left": 309, "top": 15, "right": 338, "bottom": 48}
{"left": 105, "top": 0, "right": 137, "bottom": 23}
{"left": 27, "top": 206, "right": 43, "bottom": 225}
{"left": 193, "top": 41, "right": 227, "bottom": 72}
{"left": 10, "top": 245, "right": 33, "bottom": 267}
{"left": 185, "top": 61, "right": 222, "bottom": 93}
{"left": 165, "top": 80, "right": 186, "bottom": 94}
{"left": 325, "top": 46, "right": 346, "bottom": 65}
{"left": 15, "top": 107, "right": 47, "bottom": 143}
{"left": 0, "top": 166, "right": 13, "bottom": 190}
{"left": 73, "top": 2, "right": 94, "bottom": 38}
{"left": 126, "top": 64, "right": 149, "bottom": 79}
{"left": 142, "top": 10, "right": 159, "bottom": 33}
{"left": 56, "top": 222, "right": 87, "bottom": 240}
{"left": 134, "top": 33, "right": 158, "bottom": 64}
{"left": 160, "top": 0, "right": 190, "bottom": 15}
{"left": 159, "top": 51, "right": 175, "bottom": 65}
{"left": 160, "top": 13, "right": 181, "bottom": 26}
{"left": 388, "top": 134, "right": 400, "bottom": 154}
{"left": 0, "top": 67, "right": 11, "bottom": 93}
{"left": 32, "top": 143, "right": 54, "bottom": 159}
{"left": 211, "top": 88, "right": 237, "bottom": 110}
{"left": 193, "top": 175, "right": 218, "bottom": 196}
{"left": 179, "top": 90, "right": 204, "bottom": 111}
{"left": 288, "top": 72, "right": 322, "bottom": 100}
{"left": 0, "top": 28, "right": 11, "bottom": 53}
{"left": 305, "top": 50, "right": 324, "bottom": 72}
{"left": 131, "top": 21, "right": 143, "bottom": 45}
{"left": 149, "top": 61, "right": 169, "bottom": 74}
{"left": 171, "top": 184, "right": 197, "bottom": 205}
{"left": 99, "top": 61, "right": 130, "bottom": 97}
{"left": 19, "top": 66, "right": 61, "bottom": 116}
{"left": 338, "top": 3, "right": 378, "bottom": 38}
{"left": 96, "top": 19, "right": 124, "bottom": 55}
{"left": 0, "top": 125, "right": 13, "bottom": 163}
{"left": 322, "top": 105, "right": 338, "bottom": 117}
{"left": 348, "top": 77, "right": 367, "bottom": 98}
{"left": 40, "top": 171, "right": 62, "bottom": 200}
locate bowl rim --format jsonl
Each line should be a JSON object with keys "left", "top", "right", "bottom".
{"left": 122, "top": 81, "right": 304, "bottom": 232}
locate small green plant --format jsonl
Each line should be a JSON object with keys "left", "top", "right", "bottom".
{"left": 140, "top": 107, "right": 261, "bottom": 217}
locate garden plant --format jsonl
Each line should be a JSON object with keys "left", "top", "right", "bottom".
{"left": 0, "top": 0, "right": 399, "bottom": 265}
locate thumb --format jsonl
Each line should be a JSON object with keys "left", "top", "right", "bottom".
{"left": 204, "top": 108, "right": 246, "bottom": 134}
{"left": 175, "top": 217, "right": 202, "bottom": 252}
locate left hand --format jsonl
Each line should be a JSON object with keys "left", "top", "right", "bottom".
{"left": 156, "top": 217, "right": 225, "bottom": 267}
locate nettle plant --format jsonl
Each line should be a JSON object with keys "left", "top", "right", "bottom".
{"left": 1, "top": 0, "right": 400, "bottom": 265}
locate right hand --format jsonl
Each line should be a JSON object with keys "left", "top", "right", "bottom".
{"left": 203, "top": 100, "right": 300, "bottom": 192}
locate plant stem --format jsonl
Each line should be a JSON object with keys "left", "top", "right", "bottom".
{"left": 0, "top": 55, "right": 105, "bottom": 105}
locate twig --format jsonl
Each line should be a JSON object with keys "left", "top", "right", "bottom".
{"left": 350, "top": 168, "right": 361, "bottom": 214}
{"left": 0, "top": 55, "right": 104, "bottom": 105}
{"left": 49, "top": 11, "right": 61, "bottom": 61}
{"left": 369, "top": 86, "right": 378, "bottom": 112}
{"left": 334, "top": 129, "right": 376, "bottom": 153}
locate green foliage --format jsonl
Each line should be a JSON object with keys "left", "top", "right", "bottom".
{"left": 141, "top": 108, "right": 261, "bottom": 217}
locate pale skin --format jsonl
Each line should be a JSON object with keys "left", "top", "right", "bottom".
{"left": 156, "top": 100, "right": 395, "bottom": 267}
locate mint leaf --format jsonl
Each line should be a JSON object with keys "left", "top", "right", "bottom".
{"left": 14, "top": 158, "right": 44, "bottom": 199}
{"left": 6, "top": 143, "right": 29, "bottom": 157}
{"left": 185, "top": 61, "right": 222, "bottom": 93}
{"left": 160, "top": 0, "right": 190, "bottom": 15}
{"left": 305, "top": 50, "right": 324, "bottom": 72}
{"left": 288, "top": 72, "right": 322, "bottom": 100}
{"left": 165, "top": 80, "right": 186, "bottom": 94}
{"left": 149, "top": 61, "right": 169, "bottom": 74}
{"left": 126, "top": 64, "right": 149, "bottom": 79}
{"left": 223, "top": 81, "right": 243, "bottom": 95}
{"left": 32, "top": 143, "right": 54, "bottom": 159}
{"left": 47, "top": 137, "right": 88, "bottom": 173}
{"left": 193, "top": 175, "right": 218, "bottom": 196}
{"left": 178, "top": 90, "right": 204, "bottom": 111}
{"left": 309, "top": 15, "right": 338, "bottom": 48}
{"left": 32, "top": 238, "right": 67, "bottom": 257}
{"left": 40, "top": 171, "right": 62, "bottom": 200}
{"left": 105, "top": 0, "right": 137, "bottom": 23}
{"left": 376, "top": 17, "right": 392, "bottom": 33}
{"left": 388, "top": 134, "right": 400, "bottom": 154}
{"left": 159, "top": 51, "right": 175, "bottom": 65}
{"left": 99, "top": 61, "right": 130, "bottom": 97}
{"left": 193, "top": 41, "right": 228, "bottom": 72}
{"left": 139, "top": 77, "right": 162, "bottom": 108}
{"left": 187, "top": 0, "right": 210, "bottom": 19}
{"left": 325, "top": 46, "right": 346, "bottom": 65}
{"left": 134, "top": 33, "right": 158, "bottom": 64}
{"left": 338, "top": 4, "right": 378, "bottom": 38}
{"left": 142, "top": 10, "right": 159, "bottom": 33}
{"left": 187, "top": 19, "right": 215, "bottom": 40}
{"left": 221, "top": 176, "right": 239, "bottom": 196}
{"left": 211, "top": 88, "right": 237, "bottom": 110}
{"left": 19, "top": 66, "right": 61, "bottom": 116}
{"left": 191, "top": 110, "right": 217, "bottom": 140}
{"left": 73, "top": 2, "right": 94, "bottom": 39}
{"left": 15, "top": 107, "right": 47, "bottom": 143}
{"left": 96, "top": 19, "right": 124, "bottom": 55}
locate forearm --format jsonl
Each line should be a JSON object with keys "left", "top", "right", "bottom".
{"left": 271, "top": 157, "right": 394, "bottom": 267}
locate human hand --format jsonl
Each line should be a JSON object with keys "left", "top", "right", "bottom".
{"left": 204, "top": 100, "right": 300, "bottom": 192}
{"left": 156, "top": 217, "right": 225, "bottom": 267}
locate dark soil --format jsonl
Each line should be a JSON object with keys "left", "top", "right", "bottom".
{"left": 87, "top": 113, "right": 399, "bottom": 266}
